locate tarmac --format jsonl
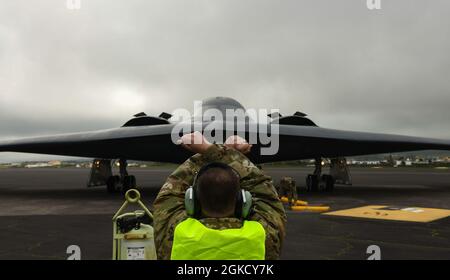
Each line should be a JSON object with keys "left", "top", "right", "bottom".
{"left": 0, "top": 167, "right": 449, "bottom": 260}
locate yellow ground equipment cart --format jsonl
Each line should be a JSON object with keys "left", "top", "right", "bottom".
{"left": 112, "top": 189, "right": 157, "bottom": 260}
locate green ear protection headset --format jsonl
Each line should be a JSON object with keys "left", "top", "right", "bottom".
{"left": 185, "top": 162, "right": 252, "bottom": 219}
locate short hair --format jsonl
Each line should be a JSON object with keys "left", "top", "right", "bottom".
{"left": 196, "top": 164, "right": 240, "bottom": 217}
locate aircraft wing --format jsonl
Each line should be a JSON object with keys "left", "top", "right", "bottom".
{"left": 1, "top": 123, "right": 450, "bottom": 163}
{"left": 251, "top": 125, "right": 450, "bottom": 163}
{"left": 0, "top": 124, "right": 192, "bottom": 163}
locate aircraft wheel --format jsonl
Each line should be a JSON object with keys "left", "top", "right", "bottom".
{"left": 129, "top": 175, "right": 137, "bottom": 188}
{"left": 122, "top": 175, "right": 137, "bottom": 193}
{"left": 122, "top": 176, "right": 131, "bottom": 193}
{"left": 306, "top": 175, "right": 319, "bottom": 192}
{"left": 322, "top": 175, "right": 335, "bottom": 192}
{"left": 107, "top": 175, "right": 120, "bottom": 193}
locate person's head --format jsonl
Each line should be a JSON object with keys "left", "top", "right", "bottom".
{"left": 195, "top": 163, "right": 240, "bottom": 218}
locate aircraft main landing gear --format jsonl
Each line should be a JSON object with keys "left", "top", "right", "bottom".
{"left": 106, "top": 159, "right": 137, "bottom": 194}
{"left": 107, "top": 175, "right": 121, "bottom": 193}
{"left": 306, "top": 157, "right": 335, "bottom": 192}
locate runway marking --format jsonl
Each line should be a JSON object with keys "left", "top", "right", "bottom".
{"left": 323, "top": 205, "right": 450, "bottom": 223}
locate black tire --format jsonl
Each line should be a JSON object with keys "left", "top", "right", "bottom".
{"left": 122, "top": 175, "right": 137, "bottom": 193}
{"left": 106, "top": 176, "right": 118, "bottom": 193}
{"left": 129, "top": 175, "right": 137, "bottom": 189}
{"left": 122, "top": 176, "right": 131, "bottom": 193}
{"left": 306, "top": 174, "right": 319, "bottom": 192}
{"left": 322, "top": 175, "right": 335, "bottom": 192}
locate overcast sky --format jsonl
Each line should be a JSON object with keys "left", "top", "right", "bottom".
{"left": 1, "top": 0, "right": 450, "bottom": 162}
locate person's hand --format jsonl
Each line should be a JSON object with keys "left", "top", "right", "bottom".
{"left": 177, "top": 131, "right": 212, "bottom": 154}
{"left": 225, "top": 135, "right": 252, "bottom": 154}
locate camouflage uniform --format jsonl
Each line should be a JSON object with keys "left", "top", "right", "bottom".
{"left": 279, "top": 176, "right": 297, "bottom": 207}
{"left": 153, "top": 144, "right": 287, "bottom": 260}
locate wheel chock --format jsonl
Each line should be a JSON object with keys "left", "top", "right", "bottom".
{"left": 295, "top": 200, "right": 308, "bottom": 206}
{"left": 291, "top": 205, "right": 330, "bottom": 212}
{"left": 280, "top": 197, "right": 308, "bottom": 206}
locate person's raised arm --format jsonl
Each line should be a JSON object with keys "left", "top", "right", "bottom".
{"left": 210, "top": 136, "right": 287, "bottom": 259}
{"left": 153, "top": 132, "right": 212, "bottom": 259}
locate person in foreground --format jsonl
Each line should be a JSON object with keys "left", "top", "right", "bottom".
{"left": 153, "top": 132, "right": 287, "bottom": 260}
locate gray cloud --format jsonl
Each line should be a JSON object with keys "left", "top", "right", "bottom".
{"left": 1, "top": 0, "right": 450, "bottom": 162}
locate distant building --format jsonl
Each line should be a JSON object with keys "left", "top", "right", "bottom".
{"left": 48, "top": 160, "right": 62, "bottom": 167}
{"left": 25, "top": 163, "right": 50, "bottom": 168}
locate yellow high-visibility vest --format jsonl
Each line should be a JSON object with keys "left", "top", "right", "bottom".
{"left": 170, "top": 218, "right": 265, "bottom": 260}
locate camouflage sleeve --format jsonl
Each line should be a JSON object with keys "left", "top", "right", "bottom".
{"left": 153, "top": 154, "right": 203, "bottom": 260}
{"left": 202, "top": 145, "right": 287, "bottom": 260}
{"left": 153, "top": 145, "right": 226, "bottom": 259}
